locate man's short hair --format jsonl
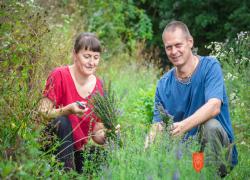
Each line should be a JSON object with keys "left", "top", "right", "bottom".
{"left": 162, "top": 20, "right": 192, "bottom": 39}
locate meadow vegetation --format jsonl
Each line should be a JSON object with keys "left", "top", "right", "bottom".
{"left": 0, "top": 1, "right": 249, "bottom": 179}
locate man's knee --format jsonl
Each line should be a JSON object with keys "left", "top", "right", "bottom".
{"left": 203, "top": 119, "right": 222, "bottom": 136}
{"left": 202, "top": 118, "right": 229, "bottom": 146}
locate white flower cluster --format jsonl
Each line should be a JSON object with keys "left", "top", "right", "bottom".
{"left": 207, "top": 31, "right": 249, "bottom": 66}
{"left": 229, "top": 92, "right": 240, "bottom": 105}
{"left": 225, "top": 72, "right": 238, "bottom": 81}
{"left": 206, "top": 41, "right": 225, "bottom": 58}
{"left": 237, "top": 31, "right": 248, "bottom": 41}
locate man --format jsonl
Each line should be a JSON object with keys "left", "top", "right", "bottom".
{"left": 144, "top": 20, "right": 237, "bottom": 177}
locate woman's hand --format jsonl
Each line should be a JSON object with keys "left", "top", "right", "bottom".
{"left": 92, "top": 122, "right": 106, "bottom": 145}
{"left": 66, "top": 101, "right": 88, "bottom": 117}
{"left": 91, "top": 123, "right": 121, "bottom": 145}
{"left": 38, "top": 98, "right": 88, "bottom": 119}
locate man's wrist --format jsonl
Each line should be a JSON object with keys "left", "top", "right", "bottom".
{"left": 182, "top": 118, "right": 192, "bottom": 133}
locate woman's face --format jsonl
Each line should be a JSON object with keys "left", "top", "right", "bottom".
{"left": 74, "top": 49, "right": 100, "bottom": 76}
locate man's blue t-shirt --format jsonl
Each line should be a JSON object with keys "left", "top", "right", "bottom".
{"left": 153, "top": 56, "right": 238, "bottom": 166}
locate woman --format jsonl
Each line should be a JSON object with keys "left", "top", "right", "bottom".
{"left": 38, "top": 33, "right": 106, "bottom": 173}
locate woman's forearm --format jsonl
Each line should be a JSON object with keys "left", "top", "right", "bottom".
{"left": 39, "top": 106, "right": 71, "bottom": 119}
{"left": 38, "top": 97, "right": 71, "bottom": 119}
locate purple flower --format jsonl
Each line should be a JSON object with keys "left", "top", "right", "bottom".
{"left": 172, "top": 169, "right": 180, "bottom": 180}
{"left": 175, "top": 147, "right": 183, "bottom": 160}
{"left": 115, "top": 108, "right": 124, "bottom": 116}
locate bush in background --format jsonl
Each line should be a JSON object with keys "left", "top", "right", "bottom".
{"left": 79, "top": 0, "right": 152, "bottom": 57}
{"left": 0, "top": 1, "right": 86, "bottom": 178}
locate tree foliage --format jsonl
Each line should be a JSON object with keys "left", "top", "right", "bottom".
{"left": 79, "top": 0, "right": 153, "bottom": 56}
{"left": 136, "top": 0, "right": 250, "bottom": 56}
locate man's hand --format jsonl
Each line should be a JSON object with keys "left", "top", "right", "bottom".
{"left": 115, "top": 124, "right": 121, "bottom": 134}
{"left": 170, "top": 98, "right": 222, "bottom": 137}
{"left": 144, "top": 122, "right": 164, "bottom": 150}
{"left": 170, "top": 121, "right": 187, "bottom": 137}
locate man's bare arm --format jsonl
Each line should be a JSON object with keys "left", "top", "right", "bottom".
{"left": 171, "top": 98, "right": 221, "bottom": 136}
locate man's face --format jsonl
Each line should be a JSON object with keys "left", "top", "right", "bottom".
{"left": 163, "top": 28, "right": 193, "bottom": 67}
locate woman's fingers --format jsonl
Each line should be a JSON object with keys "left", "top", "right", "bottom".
{"left": 72, "top": 101, "right": 88, "bottom": 117}
{"left": 75, "top": 101, "right": 87, "bottom": 109}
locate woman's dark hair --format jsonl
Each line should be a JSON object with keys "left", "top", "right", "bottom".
{"left": 74, "top": 32, "right": 101, "bottom": 53}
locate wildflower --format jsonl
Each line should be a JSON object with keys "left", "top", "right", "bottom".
{"left": 175, "top": 146, "right": 183, "bottom": 160}
{"left": 172, "top": 168, "right": 180, "bottom": 180}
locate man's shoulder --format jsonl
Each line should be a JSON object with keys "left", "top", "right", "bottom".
{"left": 156, "top": 68, "right": 175, "bottom": 88}
{"left": 201, "top": 56, "right": 220, "bottom": 65}
{"left": 161, "top": 67, "right": 175, "bottom": 80}
{"left": 199, "top": 56, "right": 223, "bottom": 75}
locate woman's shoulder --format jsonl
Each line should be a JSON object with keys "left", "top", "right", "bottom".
{"left": 50, "top": 66, "right": 68, "bottom": 74}
{"left": 48, "top": 66, "right": 69, "bottom": 78}
{"left": 94, "top": 76, "right": 104, "bottom": 95}
{"left": 95, "top": 76, "right": 103, "bottom": 88}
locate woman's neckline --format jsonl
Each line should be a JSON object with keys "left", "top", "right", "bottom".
{"left": 67, "top": 66, "right": 97, "bottom": 99}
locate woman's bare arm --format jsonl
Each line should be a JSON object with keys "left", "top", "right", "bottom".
{"left": 38, "top": 97, "right": 87, "bottom": 120}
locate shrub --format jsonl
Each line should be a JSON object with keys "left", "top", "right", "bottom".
{"left": 132, "top": 86, "right": 156, "bottom": 126}
{"left": 80, "top": 0, "right": 152, "bottom": 57}
{"left": 206, "top": 31, "right": 250, "bottom": 133}
{"left": 207, "top": 32, "right": 250, "bottom": 179}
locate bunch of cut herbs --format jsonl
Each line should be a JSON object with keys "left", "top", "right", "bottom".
{"left": 157, "top": 103, "right": 174, "bottom": 131}
{"left": 89, "top": 80, "right": 122, "bottom": 147}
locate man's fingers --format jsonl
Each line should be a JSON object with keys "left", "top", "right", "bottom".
{"left": 144, "top": 139, "right": 149, "bottom": 150}
{"left": 170, "top": 126, "right": 179, "bottom": 136}
{"left": 170, "top": 123, "right": 176, "bottom": 131}
{"left": 115, "top": 124, "right": 120, "bottom": 130}
{"left": 172, "top": 130, "right": 179, "bottom": 136}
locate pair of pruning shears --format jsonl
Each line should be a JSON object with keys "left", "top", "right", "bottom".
{"left": 76, "top": 101, "right": 85, "bottom": 109}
